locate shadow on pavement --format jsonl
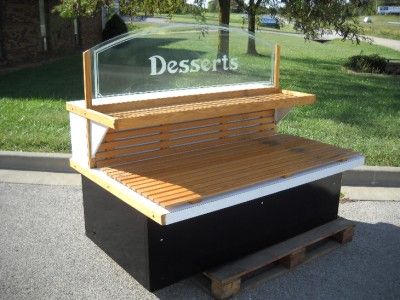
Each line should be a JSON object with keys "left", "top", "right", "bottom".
{"left": 155, "top": 220, "right": 400, "bottom": 299}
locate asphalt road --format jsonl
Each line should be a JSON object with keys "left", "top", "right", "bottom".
{"left": 1, "top": 182, "right": 399, "bottom": 299}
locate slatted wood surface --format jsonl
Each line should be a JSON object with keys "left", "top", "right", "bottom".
{"left": 100, "top": 134, "right": 358, "bottom": 208}
{"left": 95, "top": 110, "right": 276, "bottom": 167}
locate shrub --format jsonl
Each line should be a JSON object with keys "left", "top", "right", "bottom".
{"left": 344, "top": 54, "right": 387, "bottom": 74}
{"left": 102, "top": 14, "right": 128, "bottom": 41}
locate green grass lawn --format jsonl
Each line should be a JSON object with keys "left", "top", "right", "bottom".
{"left": 359, "top": 15, "right": 400, "bottom": 40}
{"left": 0, "top": 28, "right": 399, "bottom": 166}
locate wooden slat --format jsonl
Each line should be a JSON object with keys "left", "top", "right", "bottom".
{"left": 120, "top": 148, "right": 350, "bottom": 202}
{"left": 153, "top": 145, "right": 350, "bottom": 206}
{"left": 100, "top": 134, "right": 358, "bottom": 208}
{"left": 69, "top": 160, "right": 166, "bottom": 225}
{"left": 67, "top": 89, "right": 313, "bottom": 132}
{"left": 112, "top": 91, "right": 314, "bottom": 130}
{"left": 66, "top": 103, "right": 116, "bottom": 128}
{"left": 158, "top": 146, "right": 348, "bottom": 200}
{"left": 106, "top": 135, "right": 301, "bottom": 181}
{"left": 96, "top": 124, "right": 275, "bottom": 164}
{"left": 105, "top": 133, "right": 296, "bottom": 175}
{"left": 95, "top": 131, "right": 274, "bottom": 167}
{"left": 98, "top": 116, "right": 274, "bottom": 152}
{"left": 102, "top": 134, "right": 281, "bottom": 176}
{"left": 105, "top": 125, "right": 164, "bottom": 141}
{"left": 95, "top": 110, "right": 276, "bottom": 166}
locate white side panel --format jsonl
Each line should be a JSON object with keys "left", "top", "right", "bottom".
{"left": 69, "top": 113, "right": 89, "bottom": 167}
{"left": 90, "top": 121, "right": 108, "bottom": 156}
{"left": 164, "top": 155, "right": 365, "bottom": 225}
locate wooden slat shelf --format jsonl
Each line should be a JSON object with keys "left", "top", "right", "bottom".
{"left": 66, "top": 90, "right": 315, "bottom": 130}
{"left": 100, "top": 134, "right": 358, "bottom": 209}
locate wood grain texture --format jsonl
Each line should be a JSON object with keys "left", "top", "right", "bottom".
{"left": 95, "top": 110, "right": 275, "bottom": 166}
{"left": 112, "top": 91, "right": 314, "bottom": 130}
{"left": 66, "top": 90, "right": 315, "bottom": 131}
{"left": 274, "top": 44, "right": 281, "bottom": 89}
{"left": 100, "top": 134, "right": 358, "bottom": 208}
{"left": 69, "top": 160, "right": 166, "bottom": 224}
{"left": 82, "top": 50, "right": 92, "bottom": 109}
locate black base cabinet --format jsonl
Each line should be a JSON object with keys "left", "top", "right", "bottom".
{"left": 82, "top": 173, "right": 342, "bottom": 291}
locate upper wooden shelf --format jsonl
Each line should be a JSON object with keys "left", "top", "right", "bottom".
{"left": 66, "top": 89, "right": 315, "bottom": 131}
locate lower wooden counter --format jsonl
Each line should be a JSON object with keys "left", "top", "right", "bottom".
{"left": 71, "top": 134, "right": 364, "bottom": 225}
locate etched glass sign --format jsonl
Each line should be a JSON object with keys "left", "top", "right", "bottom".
{"left": 90, "top": 24, "right": 275, "bottom": 100}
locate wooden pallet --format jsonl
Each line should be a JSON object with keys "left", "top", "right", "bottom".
{"left": 200, "top": 217, "right": 355, "bottom": 299}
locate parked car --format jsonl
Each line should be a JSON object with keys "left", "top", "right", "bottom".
{"left": 259, "top": 15, "right": 280, "bottom": 29}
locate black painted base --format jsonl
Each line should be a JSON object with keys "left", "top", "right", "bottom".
{"left": 82, "top": 174, "right": 342, "bottom": 291}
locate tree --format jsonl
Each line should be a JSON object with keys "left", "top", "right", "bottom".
{"left": 102, "top": 13, "right": 128, "bottom": 41}
{"left": 53, "top": 0, "right": 113, "bottom": 49}
{"left": 235, "top": 0, "right": 265, "bottom": 55}
{"left": 208, "top": 0, "right": 219, "bottom": 12}
{"left": 120, "top": 0, "right": 187, "bottom": 18}
{"left": 218, "top": 0, "right": 366, "bottom": 56}
{"left": 120, "top": 0, "right": 143, "bottom": 20}
{"left": 218, "top": 0, "right": 231, "bottom": 59}
{"left": 282, "top": 1, "right": 364, "bottom": 43}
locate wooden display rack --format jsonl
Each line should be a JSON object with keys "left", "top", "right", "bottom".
{"left": 67, "top": 46, "right": 362, "bottom": 224}
{"left": 67, "top": 39, "right": 363, "bottom": 291}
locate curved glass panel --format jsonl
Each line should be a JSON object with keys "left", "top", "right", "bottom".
{"left": 90, "top": 24, "right": 275, "bottom": 100}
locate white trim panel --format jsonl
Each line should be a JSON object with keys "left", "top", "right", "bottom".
{"left": 69, "top": 113, "right": 89, "bottom": 167}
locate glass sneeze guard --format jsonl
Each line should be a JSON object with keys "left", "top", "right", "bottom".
{"left": 88, "top": 24, "right": 275, "bottom": 103}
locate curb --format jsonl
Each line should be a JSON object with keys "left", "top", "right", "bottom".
{"left": 0, "top": 151, "right": 73, "bottom": 173}
{"left": 342, "top": 166, "right": 400, "bottom": 187}
{"left": 1, "top": 151, "right": 399, "bottom": 187}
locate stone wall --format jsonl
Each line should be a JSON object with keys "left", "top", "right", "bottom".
{"left": 0, "top": 0, "right": 103, "bottom": 67}
{"left": 47, "top": 0, "right": 76, "bottom": 56}
{"left": 81, "top": 15, "right": 103, "bottom": 51}
{"left": 0, "top": 0, "right": 43, "bottom": 65}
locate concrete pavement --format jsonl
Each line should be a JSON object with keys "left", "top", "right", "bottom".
{"left": 0, "top": 175, "right": 399, "bottom": 299}
{"left": 367, "top": 35, "right": 400, "bottom": 52}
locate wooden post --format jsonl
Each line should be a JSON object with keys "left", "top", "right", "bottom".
{"left": 274, "top": 44, "right": 281, "bottom": 89}
{"left": 83, "top": 50, "right": 93, "bottom": 108}
{"left": 82, "top": 50, "right": 94, "bottom": 167}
